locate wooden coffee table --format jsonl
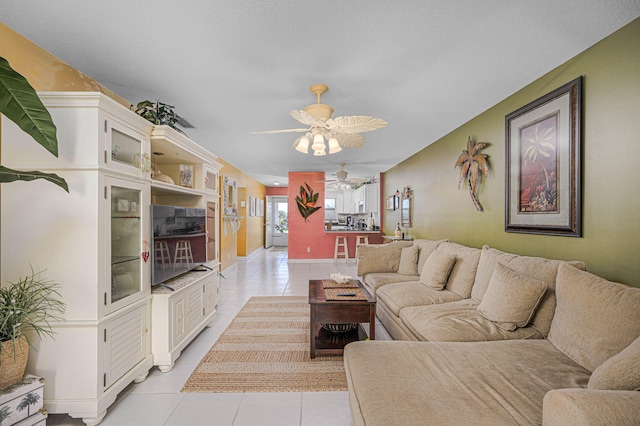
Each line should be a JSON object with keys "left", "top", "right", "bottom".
{"left": 308, "top": 279, "right": 376, "bottom": 358}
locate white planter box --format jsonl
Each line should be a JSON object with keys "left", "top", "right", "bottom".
{"left": 0, "top": 375, "right": 45, "bottom": 426}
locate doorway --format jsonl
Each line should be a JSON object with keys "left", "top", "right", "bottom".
{"left": 266, "top": 196, "right": 288, "bottom": 248}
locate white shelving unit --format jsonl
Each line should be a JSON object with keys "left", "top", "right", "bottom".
{"left": 0, "top": 93, "right": 222, "bottom": 425}
{"left": 147, "top": 125, "right": 222, "bottom": 373}
{"left": 1, "top": 92, "right": 155, "bottom": 425}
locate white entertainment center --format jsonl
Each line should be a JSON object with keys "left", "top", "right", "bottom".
{"left": 0, "top": 92, "right": 222, "bottom": 425}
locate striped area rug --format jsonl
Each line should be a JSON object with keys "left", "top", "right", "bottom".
{"left": 181, "top": 296, "right": 348, "bottom": 392}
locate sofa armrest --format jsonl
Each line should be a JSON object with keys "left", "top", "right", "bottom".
{"left": 543, "top": 388, "right": 640, "bottom": 426}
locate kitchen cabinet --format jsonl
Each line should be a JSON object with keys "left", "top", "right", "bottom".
{"left": 351, "top": 184, "right": 379, "bottom": 213}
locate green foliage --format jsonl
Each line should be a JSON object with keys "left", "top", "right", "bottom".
{"left": 295, "top": 182, "right": 321, "bottom": 222}
{"left": 132, "top": 100, "right": 185, "bottom": 134}
{"left": 0, "top": 56, "right": 68, "bottom": 192}
{"left": 0, "top": 267, "right": 66, "bottom": 360}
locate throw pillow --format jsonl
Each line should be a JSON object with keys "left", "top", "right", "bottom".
{"left": 356, "top": 241, "right": 413, "bottom": 276}
{"left": 588, "top": 335, "right": 640, "bottom": 391}
{"left": 397, "top": 245, "right": 419, "bottom": 275}
{"left": 477, "top": 263, "right": 547, "bottom": 331}
{"left": 419, "top": 251, "right": 457, "bottom": 290}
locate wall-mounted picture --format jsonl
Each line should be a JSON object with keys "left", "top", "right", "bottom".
{"left": 223, "top": 176, "right": 238, "bottom": 216}
{"left": 179, "top": 164, "right": 194, "bottom": 188}
{"left": 386, "top": 195, "right": 396, "bottom": 211}
{"left": 258, "top": 198, "right": 264, "bottom": 216}
{"left": 505, "top": 76, "right": 582, "bottom": 237}
{"left": 250, "top": 196, "right": 257, "bottom": 217}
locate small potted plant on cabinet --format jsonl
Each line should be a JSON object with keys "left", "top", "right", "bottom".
{"left": 0, "top": 268, "right": 65, "bottom": 389}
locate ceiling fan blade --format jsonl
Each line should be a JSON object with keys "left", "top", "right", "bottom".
{"left": 289, "top": 109, "right": 328, "bottom": 127}
{"left": 250, "top": 127, "right": 310, "bottom": 134}
{"left": 328, "top": 115, "right": 387, "bottom": 134}
{"left": 335, "top": 133, "right": 365, "bottom": 148}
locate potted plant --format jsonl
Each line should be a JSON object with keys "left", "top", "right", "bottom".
{"left": 0, "top": 268, "right": 65, "bottom": 389}
{"left": 132, "top": 100, "right": 186, "bottom": 134}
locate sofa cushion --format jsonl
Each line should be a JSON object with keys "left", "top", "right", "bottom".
{"left": 435, "top": 242, "right": 481, "bottom": 298}
{"left": 414, "top": 239, "right": 448, "bottom": 273}
{"left": 356, "top": 241, "right": 413, "bottom": 276}
{"left": 419, "top": 251, "right": 457, "bottom": 290}
{"left": 476, "top": 263, "right": 547, "bottom": 331}
{"left": 548, "top": 264, "right": 640, "bottom": 372}
{"left": 472, "top": 245, "right": 587, "bottom": 337}
{"left": 344, "top": 340, "right": 590, "bottom": 426}
{"left": 376, "top": 282, "right": 462, "bottom": 316}
{"left": 400, "top": 300, "right": 544, "bottom": 342}
{"left": 397, "top": 245, "right": 419, "bottom": 275}
{"left": 361, "top": 272, "right": 417, "bottom": 297}
{"left": 588, "top": 335, "right": 640, "bottom": 391}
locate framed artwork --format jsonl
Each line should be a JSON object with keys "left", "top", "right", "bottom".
{"left": 401, "top": 195, "right": 411, "bottom": 227}
{"left": 179, "top": 164, "right": 194, "bottom": 188}
{"left": 258, "top": 199, "right": 264, "bottom": 216}
{"left": 249, "top": 196, "right": 255, "bottom": 216}
{"left": 505, "top": 76, "right": 582, "bottom": 236}
{"left": 223, "top": 176, "right": 237, "bottom": 216}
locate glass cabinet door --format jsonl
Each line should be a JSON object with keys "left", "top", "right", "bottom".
{"left": 106, "top": 119, "right": 150, "bottom": 177}
{"left": 107, "top": 178, "right": 149, "bottom": 312}
{"left": 206, "top": 200, "right": 218, "bottom": 262}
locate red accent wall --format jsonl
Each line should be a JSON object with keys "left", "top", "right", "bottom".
{"left": 266, "top": 186, "right": 288, "bottom": 196}
{"left": 288, "top": 172, "right": 383, "bottom": 259}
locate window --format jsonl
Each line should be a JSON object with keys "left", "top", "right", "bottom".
{"left": 275, "top": 201, "right": 288, "bottom": 233}
{"left": 324, "top": 198, "right": 336, "bottom": 221}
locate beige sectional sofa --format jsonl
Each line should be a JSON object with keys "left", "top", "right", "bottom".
{"left": 345, "top": 240, "right": 640, "bottom": 425}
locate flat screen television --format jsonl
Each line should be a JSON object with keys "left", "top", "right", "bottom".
{"left": 151, "top": 205, "right": 207, "bottom": 286}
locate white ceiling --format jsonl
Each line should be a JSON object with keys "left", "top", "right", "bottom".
{"left": 2, "top": 1, "right": 639, "bottom": 186}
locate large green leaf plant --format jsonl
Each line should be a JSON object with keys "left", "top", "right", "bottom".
{"left": 0, "top": 57, "right": 68, "bottom": 192}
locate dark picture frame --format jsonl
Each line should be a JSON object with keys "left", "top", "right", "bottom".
{"left": 505, "top": 76, "right": 582, "bottom": 237}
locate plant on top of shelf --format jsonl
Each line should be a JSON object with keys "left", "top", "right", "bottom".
{"left": 0, "top": 57, "right": 69, "bottom": 192}
{"left": 0, "top": 267, "right": 66, "bottom": 389}
{"left": 132, "top": 100, "right": 186, "bottom": 134}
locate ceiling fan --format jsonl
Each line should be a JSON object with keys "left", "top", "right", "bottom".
{"left": 318, "top": 163, "right": 375, "bottom": 190}
{"left": 250, "top": 84, "right": 387, "bottom": 155}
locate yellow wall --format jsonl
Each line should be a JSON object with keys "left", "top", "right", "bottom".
{"left": 384, "top": 18, "right": 640, "bottom": 287}
{"left": 0, "top": 23, "right": 127, "bottom": 103}
{"left": 217, "top": 158, "right": 266, "bottom": 271}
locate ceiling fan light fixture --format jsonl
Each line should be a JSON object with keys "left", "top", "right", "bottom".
{"left": 252, "top": 83, "right": 386, "bottom": 156}
{"left": 328, "top": 137, "right": 341, "bottom": 154}
{"left": 294, "top": 136, "right": 310, "bottom": 153}
{"left": 311, "top": 134, "right": 325, "bottom": 150}
{"left": 304, "top": 103, "right": 334, "bottom": 122}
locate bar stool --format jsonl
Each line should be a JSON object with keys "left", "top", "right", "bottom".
{"left": 355, "top": 235, "right": 369, "bottom": 264}
{"left": 154, "top": 241, "right": 172, "bottom": 271}
{"left": 334, "top": 236, "right": 349, "bottom": 266}
{"left": 173, "top": 240, "right": 194, "bottom": 270}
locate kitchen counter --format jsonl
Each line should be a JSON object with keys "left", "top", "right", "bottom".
{"left": 325, "top": 225, "right": 380, "bottom": 233}
{"left": 325, "top": 229, "right": 381, "bottom": 233}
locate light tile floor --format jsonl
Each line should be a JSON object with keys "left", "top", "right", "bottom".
{"left": 49, "top": 248, "right": 392, "bottom": 426}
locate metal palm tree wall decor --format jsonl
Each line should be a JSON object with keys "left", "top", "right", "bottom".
{"left": 455, "top": 136, "right": 490, "bottom": 211}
